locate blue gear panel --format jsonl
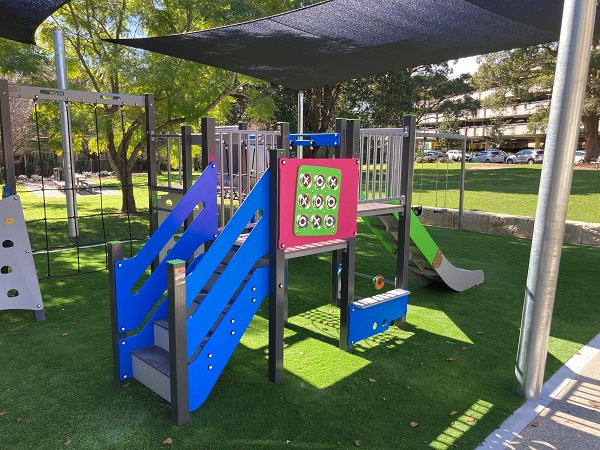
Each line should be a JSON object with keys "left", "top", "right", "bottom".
{"left": 347, "top": 289, "right": 409, "bottom": 346}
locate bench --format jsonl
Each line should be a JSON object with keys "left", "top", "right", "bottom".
{"left": 79, "top": 180, "right": 99, "bottom": 194}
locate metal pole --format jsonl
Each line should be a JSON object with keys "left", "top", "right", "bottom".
{"left": 458, "top": 137, "right": 466, "bottom": 231}
{"left": 514, "top": 0, "right": 595, "bottom": 400}
{"left": 297, "top": 91, "right": 304, "bottom": 158}
{"left": 0, "top": 79, "right": 16, "bottom": 196}
{"left": 54, "top": 30, "right": 78, "bottom": 237}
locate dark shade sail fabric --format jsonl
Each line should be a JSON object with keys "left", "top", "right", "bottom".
{"left": 107, "top": 0, "right": 600, "bottom": 90}
{"left": 0, "top": 0, "right": 70, "bottom": 44}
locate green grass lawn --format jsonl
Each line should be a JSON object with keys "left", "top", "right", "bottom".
{"left": 1, "top": 222, "right": 599, "bottom": 449}
{"left": 3, "top": 163, "right": 598, "bottom": 448}
{"left": 414, "top": 163, "right": 600, "bottom": 223}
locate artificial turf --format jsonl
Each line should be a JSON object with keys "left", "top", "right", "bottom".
{"left": 1, "top": 222, "right": 599, "bottom": 449}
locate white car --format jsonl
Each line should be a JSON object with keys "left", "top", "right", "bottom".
{"left": 574, "top": 150, "right": 585, "bottom": 164}
{"left": 471, "top": 150, "right": 505, "bottom": 163}
{"left": 446, "top": 150, "right": 464, "bottom": 161}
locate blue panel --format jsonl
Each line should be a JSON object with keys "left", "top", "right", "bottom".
{"left": 184, "top": 169, "right": 269, "bottom": 306}
{"left": 289, "top": 133, "right": 340, "bottom": 147}
{"left": 188, "top": 267, "right": 268, "bottom": 412}
{"left": 347, "top": 294, "right": 409, "bottom": 346}
{"left": 117, "top": 300, "right": 168, "bottom": 380}
{"left": 185, "top": 170, "right": 270, "bottom": 359}
{"left": 114, "top": 164, "right": 218, "bottom": 332}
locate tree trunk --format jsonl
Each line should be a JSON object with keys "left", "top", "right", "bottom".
{"left": 582, "top": 114, "right": 600, "bottom": 162}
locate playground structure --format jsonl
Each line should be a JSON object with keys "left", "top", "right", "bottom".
{"left": 108, "top": 117, "right": 483, "bottom": 425}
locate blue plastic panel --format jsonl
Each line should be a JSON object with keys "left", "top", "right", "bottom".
{"left": 114, "top": 164, "right": 218, "bottom": 332}
{"left": 188, "top": 267, "right": 268, "bottom": 412}
{"left": 185, "top": 170, "right": 270, "bottom": 358}
{"left": 289, "top": 133, "right": 340, "bottom": 147}
{"left": 347, "top": 290, "right": 409, "bottom": 346}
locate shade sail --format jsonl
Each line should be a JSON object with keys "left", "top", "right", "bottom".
{"left": 0, "top": 0, "right": 70, "bottom": 44}
{"left": 108, "top": 0, "right": 600, "bottom": 90}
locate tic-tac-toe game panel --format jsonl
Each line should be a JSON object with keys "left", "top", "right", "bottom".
{"left": 277, "top": 158, "right": 359, "bottom": 249}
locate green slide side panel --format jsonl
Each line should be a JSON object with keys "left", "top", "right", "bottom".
{"left": 409, "top": 210, "right": 440, "bottom": 265}
{"left": 361, "top": 215, "right": 396, "bottom": 256}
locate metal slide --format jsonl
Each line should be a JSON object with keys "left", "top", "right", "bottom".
{"left": 361, "top": 210, "right": 484, "bottom": 292}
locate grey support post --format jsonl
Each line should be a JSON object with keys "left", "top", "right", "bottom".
{"left": 201, "top": 117, "right": 216, "bottom": 170}
{"left": 0, "top": 79, "right": 16, "bottom": 196}
{"left": 108, "top": 242, "right": 126, "bottom": 381}
{"left": 514, "top": 0, "right": 595, "bottom": 400}
{"left": 268, "top": 145, "right": 286, "bottom": 384}
{"left": 396, "top": 115, "right": 416, "bottom": 291}
{"left": 145, "top": 94, "right": 158, "bottom": 238}
{"left": 167, "top": 259, "right": 189, "bottom": 426}
{"left": 339, "top": 239, "right": 356, "bottom": 351}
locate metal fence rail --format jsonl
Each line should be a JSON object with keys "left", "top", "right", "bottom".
{"left": 358, "top": 128, "right": 408, "bottom": 204}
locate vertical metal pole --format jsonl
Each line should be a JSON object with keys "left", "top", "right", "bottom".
{"left": 339, "top": 239, "right": 356, "bottom": 351}
{"left": 268, "top": 147, "right": 286, "bottom": 384}
{"left": 167, "top": 259, "right": 189, "bottom": 426}
{"left": 201, "top": 117, "right": 216, "bottom": 170}
{"left": 335, "top": 118, "right": 347, "bottom": 159}
{"left": 346, "top": 119, "right": 361, "bottom": 159}
{"left": 514, "top": 0, "right": 595, "bottom": 400}
{"left": 297, "top": 91, "right": 304, "bottom": 158}
{"left": 0, "top": 79, "right": 16, "bottom": 196}
{"left": 396, "top": 115, "right": 416, "bottom": 290}
{"left": 458, "top": 137, "right": 467, "bottom": 231}
{"left": 145, "top": 94, "right": 157, "bottom": 236}
{"left": 181, "top": 125, "right": 194, "bottom": 232}
{"left": 54, "top": 30, "right": 78, "bottom": 237}
{"left": 108, "top": 242, "right": 126, "bottom": 382}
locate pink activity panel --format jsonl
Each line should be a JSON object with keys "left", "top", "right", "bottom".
{"left": 278, "top": 158, "right": 358, "bottom": 248}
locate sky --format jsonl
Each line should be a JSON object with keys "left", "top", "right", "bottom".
{"left": 450, "top": 56, "right": 480, "bottom": 77}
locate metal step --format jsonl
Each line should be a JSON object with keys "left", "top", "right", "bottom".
{"left": 131, "top": 345, "right": 171, "bottom": 402}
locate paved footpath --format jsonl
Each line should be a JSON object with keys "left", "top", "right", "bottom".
{"left": 477, "top": 333, "right": 600, "bottom": 450}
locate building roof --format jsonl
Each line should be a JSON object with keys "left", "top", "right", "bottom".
{"left": 107, "top": 0, "right": 600, "bottom": 90}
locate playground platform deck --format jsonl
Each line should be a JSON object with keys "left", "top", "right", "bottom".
{"left": 478, "top": 332, "right": 600, "bottom": 449}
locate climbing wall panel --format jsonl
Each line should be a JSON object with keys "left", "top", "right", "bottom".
{"left": 0, "top": 195, "right": 44, "bottom": 320}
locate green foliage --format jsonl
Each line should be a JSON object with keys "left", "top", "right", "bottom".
{"left": 473, "top": 41, "right": 600, "bottom": 161}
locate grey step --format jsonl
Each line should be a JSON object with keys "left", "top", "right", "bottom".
{"left": 351, "top": 288, "right": 410, "bottom": 309}
{"left": 131, "top": 345, "right": 171, "bottom": 402}
{"left": 155, "top": 265, "right": 263, "bottom": 351}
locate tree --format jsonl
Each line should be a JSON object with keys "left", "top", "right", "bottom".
{"left": 472, "top": 42, "right": 600, "bottom": 162}
{"left": 339, "top": 64, "right": 478, "bottom": 129}
{"left": 0, "top": 0, "right": 314, "bottom": 211}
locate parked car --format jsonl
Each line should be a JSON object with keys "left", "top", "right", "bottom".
{"left": 423, "top": 151, "right": 446, "bottom": 160}
{"left": 471, "top": 150, "right": 505, "bottom": 163}
{"left": 574, "top": 150, "right": 585, "bottom": 164}
{"left": 506, "top": 149, "right": 544, "bottom": 164}
{"left": 446, "top": 149, "right": 464, "bottom": 161}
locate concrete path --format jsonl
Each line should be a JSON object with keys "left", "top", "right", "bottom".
{"left": 478, "top": 333, "right": 600, "bottom": 449}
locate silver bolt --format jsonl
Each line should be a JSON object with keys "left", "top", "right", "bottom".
{"left": 230, "top": 319, "right": 235, "bottom": 324}
{"left": 280, "top": 243, "right": 285, "bottom": 248}
{"left": 123, "top": 374, "right": 128, "bottom": 379}
{"left": 118, "top": 263, "right": 122, "bottom": 268}
{"left": 120, "top": 327, "right": 125, "bottom": 332}
{"left": 121, "top": 341, "right": 125, "bottom": 346}
{"left": 252, "top": 298, "right": 256, "bottom": 303}
{"left": 208, "top": 365, "right": 213, "bottom": 370}
{"left": 37, "top": 304, "right": 41, "bottom": 308}
{"left": 213, "top": 234, "right": 217, "bottom": 238}
{"left": 230, "top": 330, "right": 235, "bottom": 335}
{"left": 208, "top": 353, "right": 212, "bottom": 358}
{"left": 252, "top": 287, "right": 256, "bottom": 291}
{"left": 282, "top": 160, "right": 286, "bottom": 165}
